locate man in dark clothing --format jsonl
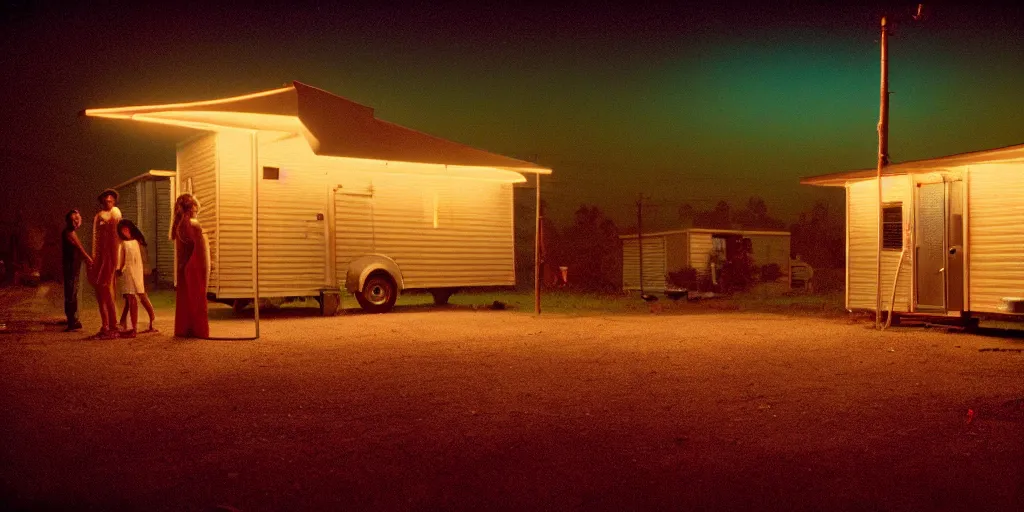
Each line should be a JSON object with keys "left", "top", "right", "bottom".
{"left": 62, "top": 209, "right": 93, "bottom": 331}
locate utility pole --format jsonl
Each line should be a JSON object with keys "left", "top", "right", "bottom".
{"left": 876, "top": 14, "right": 890, "bottom": 329}
{"left": 875, "top": 4, "right": 923, "bottom": 330}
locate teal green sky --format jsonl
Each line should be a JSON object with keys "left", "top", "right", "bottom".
{"left": 2, "top": 4, "right": 1021, "bottom": 230}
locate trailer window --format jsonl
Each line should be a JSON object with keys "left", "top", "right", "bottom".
{"left": 882, "top": 204, "right": 902, "bottom": 250}
{"left": 262, "top": 166, "right": 280, "bottom": 180}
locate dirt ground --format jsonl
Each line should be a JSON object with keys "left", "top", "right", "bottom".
{"left": 1, "top": 285, "right": 1023, "bottom": 511}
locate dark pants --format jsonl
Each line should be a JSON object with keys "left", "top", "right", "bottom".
{"left": 63, "top": 263, "right": 81, "bottom": 326}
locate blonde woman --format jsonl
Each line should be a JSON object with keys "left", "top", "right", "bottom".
{"left": 171, "top": 193, "right": 209, "bottom": 338}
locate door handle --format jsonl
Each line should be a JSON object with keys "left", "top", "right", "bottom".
{"left": 938, "top": 268, "right": 945, "bottom": 273}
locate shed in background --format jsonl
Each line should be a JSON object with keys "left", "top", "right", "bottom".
{"left": 621, "top": 228, "right": 791, "bottom": 293}
{"left": 113, "top": 170, "right": 176, "bottom": 288}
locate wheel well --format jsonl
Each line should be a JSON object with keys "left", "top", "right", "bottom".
{"left": 365, "top": 269, "right": 396, "bottom": 287}
{"left": 345, "top": 255, "right": 405, "bottom": 294}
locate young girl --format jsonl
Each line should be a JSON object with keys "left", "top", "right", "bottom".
{"left": 116, "top": 219, "right": 156, "bottom": 337}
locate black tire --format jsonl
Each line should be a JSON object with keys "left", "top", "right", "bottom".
{"left": 356, "top": 272, "right": 398, "bottom": 313}
{"left": 430, "top": 288, "right": 455, "bottom": 305}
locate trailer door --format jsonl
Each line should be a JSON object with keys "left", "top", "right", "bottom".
{"left": 916, "top": 182, "right": 946, "bottom": 311}
{"left": 334, "top": 184, "right": 375, "bottom": 280}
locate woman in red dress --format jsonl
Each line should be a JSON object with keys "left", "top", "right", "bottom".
{"left": 171, "top": 193, "right": 210, "bottom": 338}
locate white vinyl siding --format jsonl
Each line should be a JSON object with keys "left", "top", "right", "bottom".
{"left": 967, "top": 163, "right": 1024, "bottom": 313}
{"left": 255, "top": 134, "right": 329, "bottom": 297}
{"left": 115, "top": 176, "right": 174, "bottom": 286}
{"left": 154, "top": 179, "right": 174, "bottom": 285}
{"left": 689, "top": 232, "right": 714, "bottom": 277}
{"left": 622, "top": 236, "right": 667, "bottom": 292}
{"left": 177, "top": 134, "right": 218, "bottom": 293}
{"left": 847, "top": 178, "right": 912, "bottom": 312}
{"left": 216, "top": 130, "right": 257, "bottom": 297}
{"left": 173, "top": 130, "right": 522, "bottom": 299}
{"left": 237, "top": 133, "right": 517, "bottom": 296}
{"left": 364, "top": 173, "right": 514, "bottom": 288}
{"left": 334, "top": 186, "right": 375, "bottom": 288}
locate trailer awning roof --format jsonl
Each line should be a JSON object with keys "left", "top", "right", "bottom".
{"left": 112, "top": 169, "right": 175, "bottom": 190}
{"left": 84, "top": 81, "right": 551, "bottom": 174}
{"left": 801, "top": 142, "right": 1024, "bottom": 187}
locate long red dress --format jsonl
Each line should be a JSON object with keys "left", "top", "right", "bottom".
{"left": 87, "top": 207, "right": 121, "bottom": 288}
{"left": 174, "top": 219, "right": 210, "bottom": 338}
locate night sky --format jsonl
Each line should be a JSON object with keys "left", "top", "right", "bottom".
{"left": 2, "top": 3, "right": 1022, "bottom": 235}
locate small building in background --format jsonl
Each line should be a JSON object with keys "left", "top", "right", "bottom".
{"left": 112, "top": 170, "right": 176, "bottom": 288}
{"left": 620, "top": 228, "right": 791, "bottom": 294}
{"left": 801, "top": 142, "right": 1024, "bottom": 319}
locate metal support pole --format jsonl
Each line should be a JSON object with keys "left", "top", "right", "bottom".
{"left": 252, "top": 131, "right": 260, "bottom": 338}
{"left": 637, "top": 196, "right": 644, "bottom": 295}
{"left": 534, "top": 173, "right": 541, "bottom": 315}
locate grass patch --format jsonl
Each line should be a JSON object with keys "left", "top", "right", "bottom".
{"left": 730, "top": 289, "right": 847, "bottom": 316}
{"left": 396, "top": 289, "right": 668, "bottom": 315}
{"left": 32, "top": 281, "right": 844, "bottom": 319}
{"left": 452, "top": 290, "right": 659, "bottom": 315}
{"left": 397, "top": 288, "right": 847, "bottom": 317}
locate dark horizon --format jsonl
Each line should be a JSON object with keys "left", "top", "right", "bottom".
{"left": 2, "top": 3, "right": 1022, "bottom": 234}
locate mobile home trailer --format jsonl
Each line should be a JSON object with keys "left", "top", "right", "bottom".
{"left": 801, "top": 143, "right": 1024, "bottom": 319}
{"left": 86, "top": 81, "right": 551, "bottom": 313}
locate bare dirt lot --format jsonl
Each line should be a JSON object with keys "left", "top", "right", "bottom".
{"left": 2, "top": 287, "right": 1023, "bottom": 511}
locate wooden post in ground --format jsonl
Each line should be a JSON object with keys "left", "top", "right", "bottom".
{"left": 875, "top": 15, "right": 890, "bottom": 329}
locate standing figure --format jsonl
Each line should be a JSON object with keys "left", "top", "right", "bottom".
{"left": 61, "top": 209, "right": 93, "bottom": 331}
{"left": 87, "top": 189, "right": 122, "bottom": 339}
{"left": 116, "top": 219, "right": 157, "bottom": 337}
{"left": 171, "top": 193, "right": 209, "bottom": 338}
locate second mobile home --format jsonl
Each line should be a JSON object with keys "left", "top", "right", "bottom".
{"left": 801, "top": 143, "right": 1024, "bottom": 318}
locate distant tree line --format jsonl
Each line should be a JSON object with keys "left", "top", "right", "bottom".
{"left": 676, "top": 197, "right": 788, "bottom": 231}
{"left": 515, "top": 195, "right": 845, "bottom": 292}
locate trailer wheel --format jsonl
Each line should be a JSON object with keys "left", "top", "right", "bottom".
{"left": 356, "top": 272, "right": 398, "bottom": 313}
{"left": 430, "top": 288, "right": 456, "bottom": 305}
